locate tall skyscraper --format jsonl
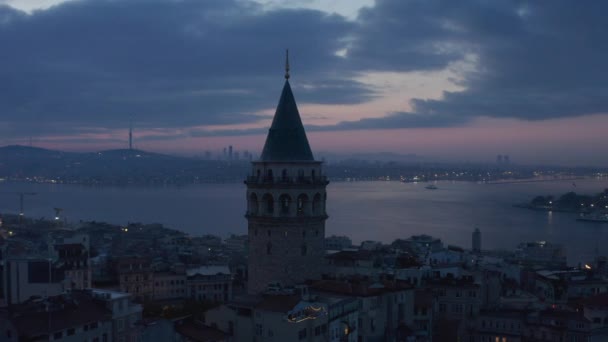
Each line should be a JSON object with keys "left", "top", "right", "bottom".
{"left": 245, "top": 52, "right": 328, "bottom": 294}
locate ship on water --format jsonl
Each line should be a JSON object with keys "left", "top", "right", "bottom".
{"left": 577, "top": 212, "right": 608, "bottom": 223}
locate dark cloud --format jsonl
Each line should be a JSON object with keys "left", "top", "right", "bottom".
{"left": 2, "top": 0, "right": 608, "bottom": 141}
{"left": 345, "top": 0, "right": 608, "bottom": 129}
{"left": 0, "top": 0, "right": 371, "bottom": 139}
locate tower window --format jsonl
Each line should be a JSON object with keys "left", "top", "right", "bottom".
{"left": 266, "top": 242, "right": 272, "bottom": 255}
{"left": 267, "top": 230, "right": 271, "bottom": 237}
{"left": 249, "top": 193, "right": 259, "bottom": 215}
{"left": 297, "top": 194, "right": 309, "bottom": 215}
{"left": 263, "top": 193, "right": 274, "bottom": 214}
{"left": 301, "top": 244, "right": 307, "bottom": 256}
{"left": 281, "top": 169, "right": 288, "bottom": 181}
{"left": 279, "top": 194, "right": 291, "bottom": 215}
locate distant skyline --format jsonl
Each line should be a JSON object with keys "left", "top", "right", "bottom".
{"left": 1, "top": 0, "right": 608, "bottom": 166}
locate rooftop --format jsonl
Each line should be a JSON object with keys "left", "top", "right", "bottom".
{"left": 91, "top": 288, "right": 130, "bottom": 300}
{"left": 10, "top": 291, "right": 111, "bottom": 338}
{"left": 259, "top": 77, "right": 314, "bottom": 162}
{"left": 187, "top": 265, "right": 231, "bottom": 277}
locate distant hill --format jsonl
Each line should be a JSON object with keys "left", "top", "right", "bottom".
{"left": 0, "top": 145, "right": 248, "bottom": 185}
{"left": 0, "top": 145, "right": 73, "bottom": 158}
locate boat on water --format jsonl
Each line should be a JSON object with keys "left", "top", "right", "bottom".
{"left": 577, "top": 212, "right": 608, "bottom": 223}
{"left": 425, "top": 184, "right": 438, "bottom": 190}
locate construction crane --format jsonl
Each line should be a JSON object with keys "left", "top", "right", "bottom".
{"left": 53, "top": 207, "right": 63, "bottom": 221}
{"left": 18, "top": 193, "right": 37, "bottom": 221}
{"left": 0, "top": 192, "right": 37, "bottom": 224}
{"left": 53, "top": 207, "right": 63, "bottom": 220}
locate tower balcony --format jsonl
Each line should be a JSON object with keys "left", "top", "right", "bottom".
{"left": 245, "top": 212, "right": 329, "bottom": 222}
{"left": 244, "top": 176, "right": 329, "bottom": 187}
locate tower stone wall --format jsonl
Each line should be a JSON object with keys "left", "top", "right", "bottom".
{"left": 246, "top": 161, "right": 328, "bottom": 294}
{"left": 245, "top": 64, "right": 328, "bottom": 294}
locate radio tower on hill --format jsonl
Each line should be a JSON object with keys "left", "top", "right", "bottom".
{"left": 129, "top": 120, "right": 133, "bottom": 150}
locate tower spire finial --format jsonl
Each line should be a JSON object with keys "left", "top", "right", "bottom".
{"left": 285, "top": 49, "right": 290, "bottom": 80}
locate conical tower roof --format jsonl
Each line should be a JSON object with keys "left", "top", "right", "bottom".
{"left": 260, "top": 54, "right": 314, "bottom": 162}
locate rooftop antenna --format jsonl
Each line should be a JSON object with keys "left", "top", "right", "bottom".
{"left": 285, "top": 49, "right": 290, "bottom": 80}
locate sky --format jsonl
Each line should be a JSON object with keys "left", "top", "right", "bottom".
{"left": 1, "top": 0, "right": 607, "bottom": 166}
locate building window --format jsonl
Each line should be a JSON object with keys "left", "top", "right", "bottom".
{"left": 255, "top": 324, "right": 263, "bottom": 336}
{"left": 298, "top": 328, "right": 307, "bottom": 340}
{"left": 301, "top": 244, "right": 307, "bottom": 256}
{"left": 452, "top": 304, "right": 463, "bottom": 313}
{"left": 266, "top": 242, "right": 272, "bottom": 255}
{"left": 315, "top": 326, "right": 321, "bottom": 336}
{"left": 280, "top": 194, "right": 291, "bottom": 215}
{"left": 53, "top": 332, "right": 63, "bottom": 339}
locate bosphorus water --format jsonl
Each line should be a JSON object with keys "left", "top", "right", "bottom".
{"left": 1, "top": 179, "right": 607, "bottom": 265}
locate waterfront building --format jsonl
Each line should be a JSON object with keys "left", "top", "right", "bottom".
{"left": 245, "top": 53, "right": 329, "bottom": 294}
